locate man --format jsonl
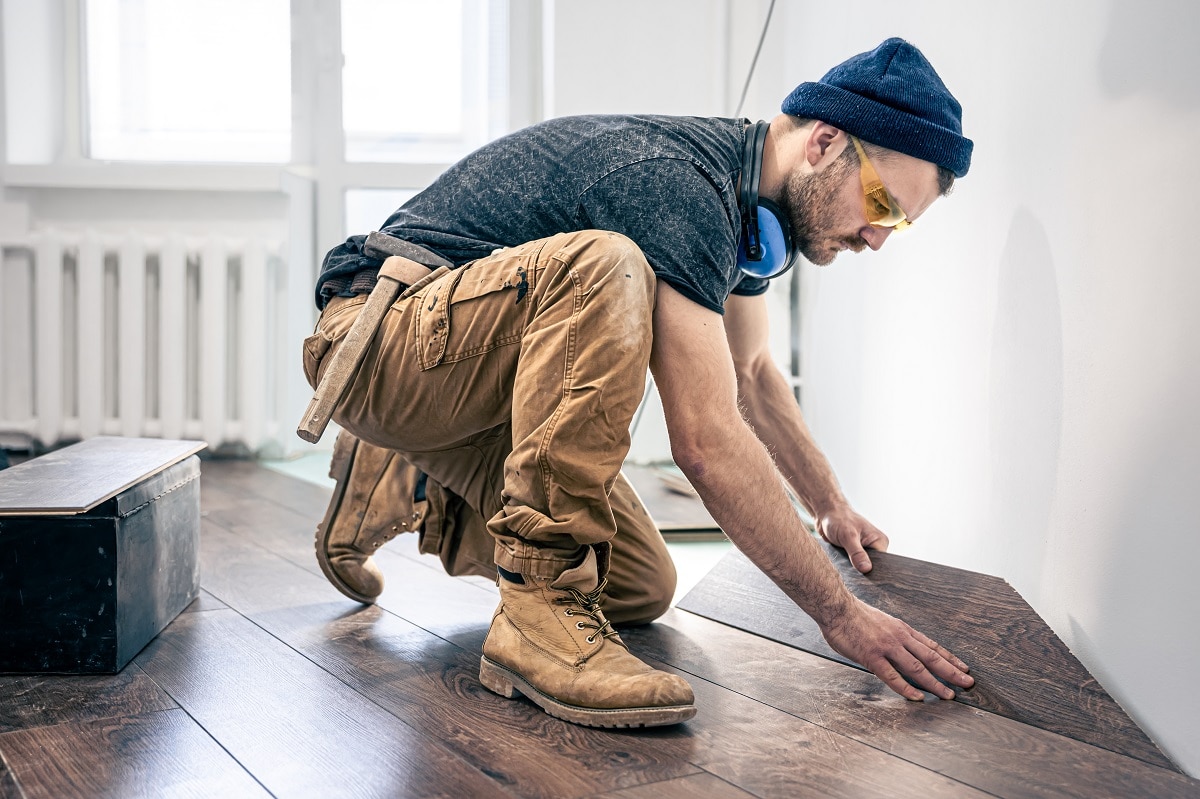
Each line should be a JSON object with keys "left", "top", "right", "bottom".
{"left": 303, "top": 38, "right": 975, "bottom": 728}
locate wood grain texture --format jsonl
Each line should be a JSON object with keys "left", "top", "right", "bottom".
{"left": 134, "top": 607, "right": 508, "bottom": 799}
{"left": 625, "top": 610, "right": 1200, "bottom": 799}
{"left": 0, "top": 749, "right": 24, "bottom": 799}
{"left": 0, "top": 665, "right": 176, "bottom": 734}
{"left": 0, "top": 708, "right": 268, "bottom": 799}
{"left": 196, "top": 520, "right": 703, "bottom": 798}
{"left": 675, "top": 544, "right": 1177, "bottom": 771}
{"left": 180, "top": 589, "right": 227, "bottom": 614}
{"left": 590, "top": 772, "right": 756, "bottom": 799}
{"left": 195, "top": 535, "right": 989, "bottom": 799}
{"left": 0, "top": 460, "right": 1171, "bottom": 799}
{"left": 0, "top": 438, "right": 205, "bottom": 515}
{"left": 198, "top": 463, "right": 992, "bottom": 799}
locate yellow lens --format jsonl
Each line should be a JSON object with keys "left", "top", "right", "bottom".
{"left": 854, "top": 136, "right": 910, "bottom": 230}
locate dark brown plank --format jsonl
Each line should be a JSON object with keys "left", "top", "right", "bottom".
{"left": 623, "top": 610, "right": 1200, "bottom": 799}
{"left": 0, "top": 708, "right": 268, "bottom": 799}
{"left": 198, "top": 484, "right": 991, "bottom": 799}
{"left": 355, "top": 532, "right": 996, "bottom": 798}
{"left": 0, "top": 437, "right": 205, "bottom": 515}
{"left": 200, "top": 460, "right": 434, "bottom": 577}
{"left": 197, "top": 462, "right": 1200, "bottom": 798}
{"left": 202, "top": 457, "right": 332, "bottom": 520}
{"left": 622, "top": 463, "right": 720, "bottom": 534}
{"left": 674, "top": 667, "right": 990, "bottom": 799}
{"left": 0, "top": 665, "right": 176, "bottom": 734}
{"left": 135, "top": 606, "right": 508, "bottom": 799}
{"left": 590, "top": 772, "right": 756, "bottom": 799}
{"left": 196, "top": 519, "right": 702, "bottom": 798}
{"left": 676, "top": 544, "right": 1176, "bottom": 771}
{"left": 0, "top": 750, "right": 24, "bottom": 799}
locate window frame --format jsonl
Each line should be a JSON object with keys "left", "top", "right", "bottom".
{"left": 0, "top": 0, "right": 544, "bottom": 256}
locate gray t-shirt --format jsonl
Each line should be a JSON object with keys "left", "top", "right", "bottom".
{"left": 315, "top": 114, "right": 768, "bottom": 313}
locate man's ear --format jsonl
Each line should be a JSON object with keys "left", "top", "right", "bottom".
{"left": 805, "top": 122, "right": 848, "bottom": 170}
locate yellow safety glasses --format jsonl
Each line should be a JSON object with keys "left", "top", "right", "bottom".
{"left": 851, "top": 136, "right": 911, "bottom": 231}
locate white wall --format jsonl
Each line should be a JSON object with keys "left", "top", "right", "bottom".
{"left": 767, "top": 0, "right": 1199, "bottom": 775}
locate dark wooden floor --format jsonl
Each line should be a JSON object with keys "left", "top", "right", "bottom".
{"left": 1, "top": 460, "right": 1198, "bottom": 799}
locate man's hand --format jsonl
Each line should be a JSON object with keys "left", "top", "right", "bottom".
{"left": 820, "top": 599, "right": 974, "bottom": 701}
{"left": 817, "top": 508, "right": 889, "bottom": 574}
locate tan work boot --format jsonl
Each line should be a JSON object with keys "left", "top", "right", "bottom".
{"left": 479, "top": 549, "right": 696, "bottom": 728}
{"left": 316, "top": 430, "right": 426, "bottom": 603}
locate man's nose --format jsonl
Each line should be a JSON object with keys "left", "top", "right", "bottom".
{"left": 861, "top": 226, "right": 893, "bottom": 251}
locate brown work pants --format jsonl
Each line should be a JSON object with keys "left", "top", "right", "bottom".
{"left": 302, "top": 231, "right": 676, "bottom": 624}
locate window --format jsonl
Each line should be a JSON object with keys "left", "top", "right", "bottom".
{"left": 341, "top": 0, "right": 508, "bottom": 163}
{"left": 85, "top": 0, "right": 291, "bottom": 163}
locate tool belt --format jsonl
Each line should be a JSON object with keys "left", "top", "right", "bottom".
{"left": 297, "top": 231, "right": 454, "bottom": 443}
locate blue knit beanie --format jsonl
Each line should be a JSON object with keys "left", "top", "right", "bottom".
{"left": 781, "top": 38, "right": 973, "bottom": 177}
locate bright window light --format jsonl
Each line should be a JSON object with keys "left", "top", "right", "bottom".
{"left": 85, "top": 0, "right": 291, "bottom": 163}
{"left": 345, "top": 189, "right": 418, "bottom": 238}
{"left": 341, "top": 0, "right": 507, "bottom": 162}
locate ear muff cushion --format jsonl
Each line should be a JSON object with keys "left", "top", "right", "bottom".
{"left": 737, "top": 121, "right": 796, "bottom": 279}
{"left": 737, "top": 197, "right": 796, "bottom": 279}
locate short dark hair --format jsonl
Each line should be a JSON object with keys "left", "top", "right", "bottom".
{"left": 936, "top": 165, "right": 955, "bottom": 197}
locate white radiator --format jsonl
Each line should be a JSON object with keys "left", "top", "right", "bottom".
{"left": 0, "top": 230, "right": 290, "bottom": 454}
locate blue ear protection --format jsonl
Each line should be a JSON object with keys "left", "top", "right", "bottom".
{"left": 737, "top": 120, "right": 798, "bottom": 280}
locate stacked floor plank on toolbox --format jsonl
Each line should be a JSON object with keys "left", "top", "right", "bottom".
{"left": 0, "top": 460, "right": 1196, "bottom": 798}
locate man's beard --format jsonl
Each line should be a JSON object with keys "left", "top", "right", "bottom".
{"left": 778, "top": 150, "right": 865, "bottom": 266}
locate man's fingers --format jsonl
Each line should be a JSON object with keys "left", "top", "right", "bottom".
{"left": 871, "top": 661, "right": 926, "bottom": 702}
{"left": 864, "top": 529, "right": 890, "bottom": 552}
{"left": 846, "top": 541, "right": 873, "bottom": 574}
{"left": 911, "top": 632, "right": 973, "bottom": 680}
{"left": 896, "top": 653, "right": 956, "bottom": 700}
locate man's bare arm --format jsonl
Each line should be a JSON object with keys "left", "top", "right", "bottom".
{"left": 722, "top": 292, "right": 889, "bottom": 573}
{"left": 651, "top": 281, "right": 972, "bottom": 701}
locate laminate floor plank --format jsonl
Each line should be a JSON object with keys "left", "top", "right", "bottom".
{"left": 198, "top": 495, "right": 989, "bottom": 799}
{"left": 197, "top": 520, "right": 703, "bottom": 799}
{"left": 187, "top": 461, "right": 1200, "bottom": 798}
{"left": 0, "top": 665, "right": 176, "bottom": 734}
{"left": 0, "top": 707, "right": 268, "bottom": 799}
{"left": 0, "top": 750, "right": 24, "bottom": 799}
{"left": 587, "top": 772, "right": 755, "bottom": 799}
{"left": 326, "top": 527, "right": 993, "bottom": 791}
{"left": 134, "top": 606, "right": 508, "bottom": 799}
{"left": 0, "top": 437, "right": 204, "bottom": 515}
{"left": 623, "top": 609, "right": 1200, "bottom": 799}
{"left": 200, "top": 464, "right": 437, "bottom": 586}
{"left": 677, "top": 544, "right": 1174, "bottom": 770}
{"left": 661, "top": 664, "right": 991, "bottom": 799}
{"left": 202, "top": 458, "right": 331, "bottom": 520}
{"left": 181, "top": 589, "right": 227, "bottom": 614}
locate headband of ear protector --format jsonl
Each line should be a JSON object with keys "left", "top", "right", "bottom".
{"left": 737, "top": 120, "right": 798, "bottom": 280}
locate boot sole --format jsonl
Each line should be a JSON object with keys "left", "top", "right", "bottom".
{"left": 478, "top": 656, "right": 697, "bottom": 728}
{"left": 315, "top": 443, "right": 378, "bottom": 605}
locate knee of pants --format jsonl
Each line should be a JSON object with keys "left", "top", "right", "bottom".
{"left": 615, "top": 580, "right": 676, "bottom": 627}
{"left": 606, "top": 556, "right": 677, "bottom": 627}
{"left": 551, "top": 230, "right": 656, "bottom": 303}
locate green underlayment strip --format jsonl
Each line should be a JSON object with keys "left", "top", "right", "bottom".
{"left": 676, "top": 540, "right": 1180, "bottom": 773}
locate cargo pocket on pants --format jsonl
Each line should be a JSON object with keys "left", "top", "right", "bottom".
{"left": 302, "top": 330, "right": 333, "bottom": 389}
{"left": 415, "top": 258, "right": 532, "bottom": 371}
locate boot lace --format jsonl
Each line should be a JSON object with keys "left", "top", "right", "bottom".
{"left": 558, "top": 579, "right": 620, "bottom": 645}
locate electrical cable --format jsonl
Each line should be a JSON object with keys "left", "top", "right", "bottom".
{"left": 734, "top": 0, "right": 777, "bottom": 118}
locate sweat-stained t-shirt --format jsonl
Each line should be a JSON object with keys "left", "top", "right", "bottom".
{"left": 314, "top": 114, "right": 769, "bottom": 314}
